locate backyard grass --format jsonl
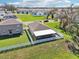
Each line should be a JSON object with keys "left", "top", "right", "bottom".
{"left": 16, "top": 14, "right": 45, "bottom": 21}
{"left": 0, "top": 31, "right": 30, "bottom": 48}
{"left": 0, "top": 40, "right": 78, "bottom": 59}
{"left": 45, "top": 21, "right": 72, "bottom": 40}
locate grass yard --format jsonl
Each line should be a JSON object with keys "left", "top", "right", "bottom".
{"left": 0, "top": 31, "right": 30, "bottom": 48}
{"left": 0, "top": 40, "right": 78, "bottom": 59}
{"left": 16, "top": 14, "right": 45, "bottom": 22}
{"left": 44, "top": 21, "right": 72, "bottom": 40}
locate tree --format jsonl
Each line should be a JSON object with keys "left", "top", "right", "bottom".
{"left": 58, "top": 9, "right": 69, "bottom": 31}
{"left": 46, "top": 10, "right": 55, "bottom": 20}
{"left": 4, "top": 4, "right": 17, "bottom": 13}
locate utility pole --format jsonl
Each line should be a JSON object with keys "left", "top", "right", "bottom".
{"left": 71, "top": 4, "right": 73, "bottom": 12}
{"left": 71, "top": 4, "right": 74, "bottom": 21}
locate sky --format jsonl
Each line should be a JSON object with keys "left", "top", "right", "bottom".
{"left": 0, "top": 0, "right": 79, "bottom": 7}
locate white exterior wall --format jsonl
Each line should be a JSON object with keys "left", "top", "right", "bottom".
{"left": 0, "top": 24, "right": 23, "bottom": 36}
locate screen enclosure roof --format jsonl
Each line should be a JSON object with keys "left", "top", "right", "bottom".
{"left": 34, "top": 29, "right": 56, "bottom": 37}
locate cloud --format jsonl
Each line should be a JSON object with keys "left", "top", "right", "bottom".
{"left": 43, "top": 0, "right": 70, "bottom": 3}
{"left": 8, "top": 2, "right": 20, "bottom": 5}
{"left": 8, "top": 0, "right": 71, "bottom": 7}
{"left": 36, "top": 0, "right": 71, "bottom": 7}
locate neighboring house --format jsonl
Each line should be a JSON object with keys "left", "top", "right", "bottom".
{"left": 28, "top": 22, "right": 63, "bottom": 41}
{"left": 32, "top": 11, "right": 47, "bottom": 16}
{"left": 3, "top": 14, "right": 17, "bottom": 20}
{"left": 16, "top": 8, "right": 48, "bottom": 16}
{"left": 0, "top": 19, "right": 23, "bottom": 36}
{"left": 6, "top": 11, "right": 12, "bottom": 14}
{"left": 0, "top": 11, "right": 5, "bottom": 16}
{"left": 17, "top": 9, "right": 29, "bottom": 14}
{"left": 0, "top": 16, "right": 4, "bottom": 22}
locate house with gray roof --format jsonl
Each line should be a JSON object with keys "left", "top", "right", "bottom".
{"left": 3, "top": 14, "right": 17, "bottom": 20}
{"left": 17, "top": 9, "right": 29, "bottom": 14}
{"left": 32, "top": 11, "right": 47, "bottom": 16}
{"left": 28, "top": 22, "right": 63, "bottom": 44}
{"left": 0, "top": 19, "right": 23, "bottom": 36}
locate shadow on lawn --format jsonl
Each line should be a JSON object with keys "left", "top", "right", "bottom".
{"left": 24, "top": 29, "right": 32, "bottom": 44}
{"left": 0, "top": 34, "right": 21, "bottom": 40}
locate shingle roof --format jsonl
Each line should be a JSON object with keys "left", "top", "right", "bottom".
{"left": 28, "top": 22, "right": 50, "bottom": 32}
{"left": 0, "top": 19, "right": 22, "bottom": 25}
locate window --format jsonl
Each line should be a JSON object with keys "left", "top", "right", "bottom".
{"left": 17, "top": 25, "right": 20, "bottom": 27}
{"left": 9, "top": 30, "right": 12, "bottom": 34}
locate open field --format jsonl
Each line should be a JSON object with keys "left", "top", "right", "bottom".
{"left": 0, "top": 31, "right": 30, "bottom": 48}
{"left": 16, "top": 14, "right": 45, "bottom": 21}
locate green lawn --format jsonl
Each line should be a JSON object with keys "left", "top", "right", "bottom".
{"left": 44, "top": 21, "right": 72, "bottom": 40}
{"left": 0, "top": 31, "right": 30, "bottom": 48}
{"left": 16, "top": 14, "right": 45, "bottom": 22}
{"left": 0, "top": 40, "right": 78, "bottom": 59}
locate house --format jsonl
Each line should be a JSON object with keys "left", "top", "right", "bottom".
{"left": 28, "top": 22, "right": 63, "bottom": 41}
{"left": 0, "top": 19, "right": 23, "bottom": 36}
{"left": 17, "top": 9, "right": 29, "bottom": 14}
{"left": 3, "top": 14, "right": 17, "bottom": 20}
{"left": 16, "top": 8, "right": 48, "bottom": 16}
{"left": 32, "top": 11, "right": 47, "bottom": 16}
{"left": 0, "top": 14, "right": 18, "bottom": 22}
{"left": 0, "top": 11, "right": 5, "bottom": 16}
{"left": 6, "top": 11, "right": 12, "bottom": 14}
{"left": 0, "top": 16, "right": 4, "bottom": 22}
